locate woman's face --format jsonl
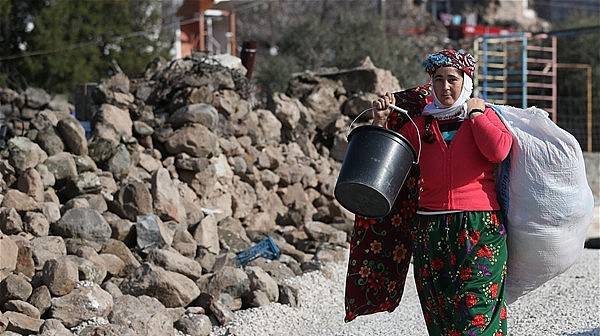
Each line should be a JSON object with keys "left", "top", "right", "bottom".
{"left": 432, "top": 67, "right": 464, "bottom": 107}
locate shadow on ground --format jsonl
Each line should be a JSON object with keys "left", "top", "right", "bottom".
{"left": 564, "top": 328, "right": 600, "bottom": 336}
{"left": 584, "top": 238, "right": 600, "bottom": 249}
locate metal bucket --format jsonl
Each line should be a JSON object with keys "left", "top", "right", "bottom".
{"left": 334, "top": 124, "right": 416, "bottom": 218}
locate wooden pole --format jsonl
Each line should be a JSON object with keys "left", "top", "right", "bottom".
{"left": 199, "top": 11, "right": 205, "bottom": 52}
{"left": 229, "top": 12, "right": 237, "bottom": 56}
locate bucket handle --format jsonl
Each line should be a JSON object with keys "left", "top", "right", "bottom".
{"left": 348, "top": 106, "right": 378, "bottom": 131}
{"left": 348, "top": 105, "right": 422, "bottom": 164}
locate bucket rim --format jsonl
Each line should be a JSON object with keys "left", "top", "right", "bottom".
{"left": 348, "top": 125, "right": 417, "bottom": 161}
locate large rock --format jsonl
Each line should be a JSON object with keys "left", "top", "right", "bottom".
{"left": 0, "top": 273, "right": 31, "bottom": 305}
{"left": 41, "top": 202, "right": 60, "bottom": 223}
{"left": 103, "top": 212, "right": 133, "bottom": 242}
{"left": 109, "top": 295, "right": 173, "bottom": 336}
{"left": 4, "top": 300, "right": 41, "bottom": 319}
{"left": 193, "top": 215, "right": 220, "bottom": 254}
{"left": 133, "top": 120, "right": 153, "bottom": 136}
{"left": 25, "top": 87, "right": 50, "bottom": 108}
{"left": 135, "top": 214, "right": 173, "bottom": 252}
{"left": 28, "top": 286, "right": 52, "bottom": 316}
{"left": 303, "top": 221, "right": 347, "bottom": 244}
{"left": 172, "top": 228, "right": 197, "bottom": 258}
{"left": 77, "top": 324, "right": 138, "bottom": 335}
{"left": 120, "top": 263, "right": 200, "bottom": 308}
{"left": 169, "top": 103, "right": 219, "bottom": 129}
{"left": 31, "top": 236, "right": 66, "bottom": 269}
{"left": 98, "top": 172, "right": 118, "bottom": 202}
{"left": 218, "top": 217, "right": 251, "bottom": 253}
{"left": 147, "top": 248, "right": 202, "bottom": 280}
{"left": 73, "top": 155, "right": 97, "bottom": 173}
{"left": 36, "top": 164, "right": 56, "bottom": 189}
{"left": 230, "top": 179, "right": 256, "bottom": 220}
{"left": 0, "top": 208, "right": 23, "bottom": 235}
{"left": 97, "top": 104, "right": 133, "bottom": 137}
{"left": 330, "top": 131, "right": 348, "bottom": 162}
{"left": 174, "top": 314, "right": 212, "bottom": 336}
{"left": 319, "top": 57, "right": 401, "bottom": 95}
{"left": 23, "top": 211, "right": 50, "bottom": 237}
{"left": 212, "top": 89, "right": 241, "bottom": 116}
{"left": 138, "top": 152, "right": 161, "bottom": 173}
{"left": 102, "top": 72, "right": 130, "bottom": 93}
{"left": 44, "top": 152, "right": 77, "bottom": 181}
{"left": 1, "top": 190, "right": 39, "bottom": 212}
{"left": 106, "top": 144, "right": 131, "bottom": 179}
{"left": 271, "top": 93, "right": 303, "bottom": 130}
{"left": 8, "top": 137, "right": 47, "bottom": 172}
{"left": 2, "top": 311, "right": 43, "bottom": 335}
{"left": 38, "top": 319, "right": 74, "bottom": 336}
{"left": 41, "top": 258, "right": 79, "bottom": 296}
{"left": 67, "top": 171, "right": 102, "bottom": 196}
{"left": 255, "top": 182, "right": 287, "bottom": 218}
{"left": 152, "top": 168, "right": 186, "bottom": 223}
{"left": 17, "top": 168, "right": 44, "bottom": 202}
{"left": 13, "top": 237, "right": 35, "bottom": 278}
{"left": 97, "top": 253, "right": 124, "bottom": 278}
{"left": 56, "top": 117, "right": 88, "bottom": 155}
{"left": 207, "top": 266, "right": 250, "bottom": 308}
{"left": 342, "top": 92, "right": 379, "bottom": 118}
{"left": 36, "top": 127, "right": 65, "bottom": 156}
{"left": 88, "top": 125, "right": 119, "bottom": 163}
{"left": 256, "top": 109, "right": 282, "bottom": 144}
{"left": 165, "top": 123, "right": 218, "bottom": 158}
{"left": 65, "top": 255, "right": 107, "bottom": 284}
{"left": 246, "top": 259, "right": 296, "bottom": 283}
{"left": 246, "top": 266, "right": 279, "bottom": 303}
{"left": 114, "top": 181, "right": 153, "bottom": 221}
{"left": 50, "top": 283, "right": 113, "bottom": 328}
{"left": 100, "top": 239, "right": 141, "bottom": 275}
{"left": 201, "top": 185, "right": 232, "bottom": 223}
{"left": 54, "top": 208, "right": 112, "bottom": 243}
{"left": 243, "top": 211, "right": 277, "bottom": 233}
{"left": 302, "top": 82, "right": 343, "bottom": 131}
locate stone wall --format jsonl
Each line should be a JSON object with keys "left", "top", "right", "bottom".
{"left": 0, "top": 54, "right": 399, "bottom": 335}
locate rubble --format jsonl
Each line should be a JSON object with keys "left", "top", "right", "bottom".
{"left": 0, "top": 53, "right": 399, "bottom": 333}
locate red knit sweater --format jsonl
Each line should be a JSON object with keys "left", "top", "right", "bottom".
{"left": 399, "top": 107, "right": 512, "bottom": 211}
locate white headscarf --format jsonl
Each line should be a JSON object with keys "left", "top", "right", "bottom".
{"left": 422, "top": 72, "right": 473, "bottom": 120}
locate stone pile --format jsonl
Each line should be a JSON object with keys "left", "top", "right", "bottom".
{"left": 0, "top": 54, "right": 401, "bottom": 335}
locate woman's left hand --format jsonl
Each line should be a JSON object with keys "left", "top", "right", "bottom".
{"left": 466, "top": 98, "right": 485, "bottom": 119}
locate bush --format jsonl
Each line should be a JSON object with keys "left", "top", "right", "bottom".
{"left": 252, "top": 11, "right": 438, "bottom": 98}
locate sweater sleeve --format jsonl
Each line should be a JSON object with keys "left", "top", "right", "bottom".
{"left": 470, "top": 107, "right": 513, "bottom": 163}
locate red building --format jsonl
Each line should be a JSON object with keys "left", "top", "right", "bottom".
{"left": 175, "top": 0, "right": 237, "bottom": 58}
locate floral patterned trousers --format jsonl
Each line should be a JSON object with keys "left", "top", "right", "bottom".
{"left": 413, "top": 211, "right": 508, "bottom": 336}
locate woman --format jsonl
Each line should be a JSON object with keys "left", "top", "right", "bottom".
{"left": 373, "top": 49, "right": 512, "bottom": 335}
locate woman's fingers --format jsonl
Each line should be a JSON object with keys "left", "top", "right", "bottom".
{"left": 372, "top": 92, "right": 396, "bottom": 125}
{"left": 386, "top": 92, "right": 395, "bottom": 106}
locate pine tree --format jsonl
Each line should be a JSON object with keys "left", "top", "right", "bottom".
{"left": 0, "top": 0, "right": 171, "bottom": 94}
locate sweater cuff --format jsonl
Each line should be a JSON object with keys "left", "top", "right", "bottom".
{"left": 470, "top": 109, "right": 492, "bottom": 126}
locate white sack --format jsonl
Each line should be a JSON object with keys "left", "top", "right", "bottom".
{"left": 492, "top": 104, "right": 594, "bottom": 304}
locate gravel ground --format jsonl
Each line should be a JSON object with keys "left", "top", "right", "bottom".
{"left": 211, "top": 249, "right": 600, "bottom": 336}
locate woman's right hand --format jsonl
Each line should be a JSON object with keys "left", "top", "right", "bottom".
{"left": 372, "top": 92, "right": 395, "bottom": 127}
